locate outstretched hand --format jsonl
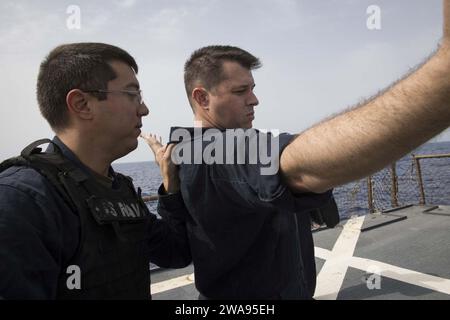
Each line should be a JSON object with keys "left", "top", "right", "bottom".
{"left": 140, "top": 133, "right": 180, "bottom": 193}
{"left": 140, "top": 133, "right": 164, "bottom": 166}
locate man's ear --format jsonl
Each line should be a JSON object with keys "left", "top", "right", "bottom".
{"left": 66, "top": 89, "right": 93, "bottom": 120}
{"left": 192, "top": 88, "right": 209, "bottom": 109}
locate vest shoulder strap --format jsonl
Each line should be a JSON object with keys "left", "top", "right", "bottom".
{"left": 0, "top": 139, "right": 79, "bottom": 212}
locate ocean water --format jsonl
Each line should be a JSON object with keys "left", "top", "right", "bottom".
{"left": 112, "top": 141, "right": 450, "bottom": 219}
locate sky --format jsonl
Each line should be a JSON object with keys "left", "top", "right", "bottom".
{"left": 0, "top": 0, "right": 448, "bottom": 164}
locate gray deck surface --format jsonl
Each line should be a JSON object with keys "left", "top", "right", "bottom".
{"left": 151, "top": 205, "right": 450, "bottom": 300}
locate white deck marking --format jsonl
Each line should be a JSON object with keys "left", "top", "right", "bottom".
{"left": 315, "top": 247, "right": 450, "bottom": 298}
{"left": 314, "top": 246, "right": 332, "bottom": 260}
{"left": 314, "top": 216, "right": 365, "bottom": 300}
{"left": 350, "top": 256, "right": 450, "bottom": 295}
{"left": 150, "top": 213, "right": 450, "bottom": 298}
{"left": 151, "top": 273, "right": 195, "bottom": 294}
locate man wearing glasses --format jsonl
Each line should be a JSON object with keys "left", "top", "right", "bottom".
{"left": 0, "top": 43, "right": 191, "bottom": 299}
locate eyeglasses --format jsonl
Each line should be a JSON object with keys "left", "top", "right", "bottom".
{"left": 83, "top": 89, "right": 144, "bottom": 105}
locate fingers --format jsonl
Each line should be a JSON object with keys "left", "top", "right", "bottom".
{"left": 139, "top": 132, "right": 176, "bottom": 168}
{"left": 139, "top": 132, "right": 150, "bottom": 141}
{"left": 140, "top": 132, "right": 164, "bottom": 145}
{"left": 140, "top": 132, "right": 164, "bottom": 157}
{"left": 140, "top": 132, "right": 167, "bottom": 167}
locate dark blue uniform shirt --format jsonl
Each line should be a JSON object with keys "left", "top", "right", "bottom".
{"left": 171, "top": 128, "right": 333, "bottom": 299}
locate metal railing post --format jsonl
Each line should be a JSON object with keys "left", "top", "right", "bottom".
{"left": 390, "top": 163, "right": 399, "bottom": 208}
{"left": 413, "top": 155, "right": 426, "bottom": 205}
{"left": 367, "top": 176, "right": 375, "bottom": 213}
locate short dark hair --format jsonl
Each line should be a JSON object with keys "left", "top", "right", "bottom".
{"left": 184, "top": 45, "right": 261, "bottom": 110}
{"left": 37, "top": 42, "right": 138, "bottom": 131}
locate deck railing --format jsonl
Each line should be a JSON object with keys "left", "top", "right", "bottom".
{"left": 365, "top": 153, "right": 450, "bottom": 212}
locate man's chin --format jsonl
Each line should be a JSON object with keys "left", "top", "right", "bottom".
{"left": 130, "top": 138, "right": 139, "bottom": 152}
{"left": 115, "top": 139, "right": 138, "bottom": 160}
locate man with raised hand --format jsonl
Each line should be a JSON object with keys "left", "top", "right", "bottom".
{"left": 142, "top": 1, "right": 450, "bottom": 300}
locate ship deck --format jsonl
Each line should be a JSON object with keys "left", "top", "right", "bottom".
{"left": 150, "top": 205, "right": 450, "bottom": 300}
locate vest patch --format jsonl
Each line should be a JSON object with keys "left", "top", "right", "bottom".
{"left": 87, "top": 196, "right": 147, "bottom": 224}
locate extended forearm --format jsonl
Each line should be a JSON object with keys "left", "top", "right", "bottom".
{"left": 281, "top": 47, "right": 450, "bottom": 193}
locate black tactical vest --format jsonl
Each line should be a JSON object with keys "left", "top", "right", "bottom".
{"left": 0, "top": 139, "right": 152, "bottom": 299}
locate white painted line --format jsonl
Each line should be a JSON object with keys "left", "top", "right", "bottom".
{"left": 151, "top": 213, "right": 450, "bottom": 298}
{"left": 314, "top": 246, "right": 331, "bottom": 260}
{"left": 315, "top": 247, "right": 450, "bottom": 297}
{"left": 151, "top": 273, "right": 195, "bottom": 294}
{"left": 314, "top": 216, "right": 365, "bottom": 300}
{"left": 350, "top": 256, "right": 450, "bottom": 295}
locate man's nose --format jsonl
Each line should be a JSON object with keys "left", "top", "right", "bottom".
{"left": 247, "top": 91, "right": 259, "bottom": 107}
{"left": 139, "top": 102, "right": 149, "bottom": 116}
